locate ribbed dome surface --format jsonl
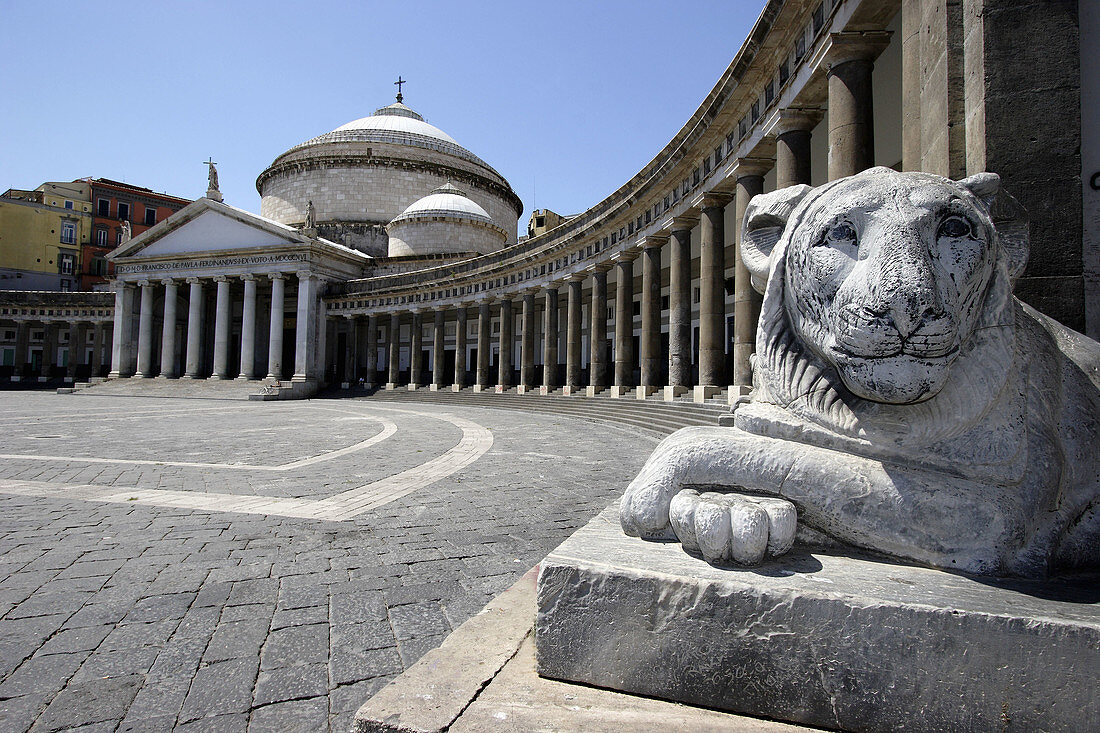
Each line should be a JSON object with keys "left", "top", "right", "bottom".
{"left": 390, "top": 184, "right": 495, "bottom": 226}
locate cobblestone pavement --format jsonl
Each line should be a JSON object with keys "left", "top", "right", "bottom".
{"left": 0, "top": 391, "right": 658, "bottom": 732}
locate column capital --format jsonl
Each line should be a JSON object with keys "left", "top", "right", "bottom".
{"left": 670, "top": 214, "right": 700, "bottom": 232}
{"left": 522, "top": 286, "right": 541, "bottom": 297}
{"left": 731, "top": 157, "right": 775, "bottom": 180}
{"left": 159, "top": 277, "right": 176, "bottom": 287}
{"left": 822, "top": 31, "right": 892, "bottom": 69}
{"left": 268, "top": 272, "right": 286, "bottom": 281}
{"left": 343, "top": 313, "right": 358, "bottom": 321}
{"left": 773, "top": 107, "right": 824, "bottom": 135}
{"left": 185, "top": 277, "right": 203, "bottom": 285}
{"left": 700, "top": 191, "right": 735, "bottom": 211}
{"left": 240, "top": 273, "right": 255, "bottom": 282}
{"left": 586, "top": 262, "right": 613, "bottom": 274}
{"left": 137, "top": 278, "right": 153, "bottom": 288}
{"left": 212, "top": 275, "right": 228, "bottom": 283}
{"left": 641, "top": 234, "right": 669, "bottom": 249}
{"left": 610, "top": 248, "right": 640, "bottom": 264}
{"left": 566, "top": 272, "right": 588, "bottom": 282}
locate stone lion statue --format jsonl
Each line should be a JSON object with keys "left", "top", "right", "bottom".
{"left": 621, "top": 168, "right": 1099, "bottom": 578}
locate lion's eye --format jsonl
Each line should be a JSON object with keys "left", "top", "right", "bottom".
{"left": 829, "top": 223, "right": 856, "bottom": 241}
{"left": 938, "top": 216, "right": 972, "bottom": 238}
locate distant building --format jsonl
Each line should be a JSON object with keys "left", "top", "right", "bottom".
{"left": 0, "top": 182, "right": 93, "bottom": 292}
{"left": 527, "top": 209, "right": 570, "bottom": 238}
{"left": 83, "top": 179, "right": 190, "bottom": 290}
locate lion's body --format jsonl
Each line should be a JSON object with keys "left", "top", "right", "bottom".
{"left": 620, "top": 169, "right": 1100, "bottom": 578}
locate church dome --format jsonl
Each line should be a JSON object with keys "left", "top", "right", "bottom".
{"left": 386, "top": 183, "right": 506, "bottom": 258}
{"left": 390, "top": 183, "right": 496, "bottom": 226}
{"left": 256, "top": 95, "right": 522, "bottom": 257}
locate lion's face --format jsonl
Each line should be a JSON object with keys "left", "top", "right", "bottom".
{"left": 779, "top": 171, "right": 999, "bottom": 404}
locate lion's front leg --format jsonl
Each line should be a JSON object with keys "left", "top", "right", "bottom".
{"left": 620, "top": 427, "right": 799, "bottom": 565}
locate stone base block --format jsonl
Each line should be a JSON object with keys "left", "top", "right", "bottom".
{"left": 692, "top": 385, "right": 719, "bottom": 402}
{"left": 539, "top": 385, "right": 560, "bottom": 396}
{"left": 56, "top": 387, "right": 73, "bottom": 394}
{"left": 636, "top": 386, "right": 658, "bottom": 399}
{"left": 408, "top": 383, "right": 421, "bottom": 391}
{"left": 517, "top": 385, "right": 533, "bottom": 394}
{"left": 608, "top": 385, "right": 631, "bottom": 398}
{"left": 37, "top": 376, "right": 47, "bottom": 383}
{"left": 451, "top": 384, "right": 463, "bottom": 392}
{"left": 561, "top": 385, "right": 581, "bottom": 396}
{"left": 430, "top": 384, "right": 440, "bottom": 391}
{"left": 473, "top": 384, "right": 487, "bottom": 393}
{"left": 663, "top": 385, "right": 688, "bottom": 401}
{"left": 536, "top": 504, "right": 1100, "bottom": 733}
{"left": 585, "top": 385, "right": 605, "bottom": 397}
{"left": 494, "top": 384, "right": 511, "bottom": 394}
{"left": 341, "top": 382, "right": 351, "bottom": 390}
{"left": 385, "top": 382, "right": 399, "bottom": 390}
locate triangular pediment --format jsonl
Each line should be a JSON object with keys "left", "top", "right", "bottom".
{"left": 109, "top": 198, "right": 310, "bottom": 261}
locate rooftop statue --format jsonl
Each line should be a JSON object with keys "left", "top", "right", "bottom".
{"left": 620, "top": 168, "right": 1100, "bottom": 578}
{"left": 305, "top": 200, "right": 315, "bottom": 230}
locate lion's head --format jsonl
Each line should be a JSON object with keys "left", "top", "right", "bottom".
{"left": 741, "top": 168, "right": 1030, "bottom": 445}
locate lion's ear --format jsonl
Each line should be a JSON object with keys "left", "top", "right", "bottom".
{"left": 742, "top": 184, "right": 812, "bottom": 293}
{"left": 959, "top": 172, "right": 1030, "bottom": 281}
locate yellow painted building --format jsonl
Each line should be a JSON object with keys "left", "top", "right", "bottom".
{"left": 0, "top": 181, "right": 92, "bottom": 291}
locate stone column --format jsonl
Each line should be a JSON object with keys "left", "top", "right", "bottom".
{"left": 587, "top": 267, "right": 609, "bottom": 396}
{"left": 267, "top": 273, "right": 285, "bottom": 380}
{"left": 387, "top": 312, "right": 401, "bottom": 388}
{"left": 519, "top": 291, "right": 536, "bottom": 393}
{"left": 564, "top": 276, "right": 583, "bottom": 395}
{"left": 775, "top": 108, "right": 822, "bottom": 188}
{"left": 344, "top": 316, "right": 359, "bottom": 387}
{"left": 43, "top": 322, "right": 59, "bottom": 381}
{"left": 409, "top": 310, "right": 423, "bottom": 389}
{"left": 432, "top": 308, "right": 446, "bottom": 390}
{"left": 210, "top": 276, "right": 231, "bottom": 380}
{"left": 109, "top": 281, "right": 135, "bottom": 378}
{"left": 542, "top": 286, "right": 559, "bottom": 393}
{"left": 238, "top": 275, "right": 257, "bottom": 380}
{"left": 134, "top": 279, "right": 155, "bottom": 378}
{"left": 159, "top": 279, "right": 179, "bottom": 378}
{"left": 453, "top": 306, "right": 467, "bottom": 391}
{"left": 825, "top": 32, "right": 891, "bottom": 180}
{"left": 665, "top": 217, "right": 696, "bottom": 400}
{"left": 612, "top": 252, "right": 637, "bottom": 397}
{"left": 293, "top": 272, "right": 319, "bottom": 382}
{"left": 91, "top": 322, "right": 106, "bottom": 377}
{"left": 67, "top": 322, "right": 87, "bottom": 381}
{"left": 697, "top": 193, "right": 732, "bottom": 401}
{"left": 734, "top": 166, "right": 769, "bottom": 395}
{"left": 475, "top": 299, "right": 492, "bottom": 391}
{"left": 496, "top": 297, "right": 513, "bottom": 391}
{"left": 639, "top": 237, "right": 666, "bottom": 398}
{"left": 365, "top": 314, "right": 378, "bottom": 388}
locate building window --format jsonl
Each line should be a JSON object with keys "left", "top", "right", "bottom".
{"left": 144, "top": 207, "right": 156, "bottom": 226}
{"left": 765, "top": 81, "right": 775, "bottom": 106}
{"left": 97, "top": 198, "right": 110, "bottom": 217}
{"left": 64, "top": 201, "right": 73, "bottom": 210}
{"left": 60, "top": 253, "right": 74, "bottom": 275}
{"left": 117, "top": 202, "right": 130, "bottom": 221}
{"left": 739, "top": 116, "right": 748, "bottom": 139}
{"left": 96, "top": 229, "right": 107, "bottom": 246}
{"left": 693, "top": 167, "right": 701, "bottom": 186}
{"left": 812, "top": 3, "right": 824, "bottom": 34}
{"left": 779, "top": 60, "right": 790, "bottom": 86}
{"left": 751, "top": 101, "right": 760, "bottom": 123}
{"left": 663, "top": 195, "right": 670, "bottom": 212}
{"left": 714, "top": 145, "right": 723, "bottom": 166}
{"left": 116, "top": 230, "right": 123, "bottom": 245}
{"left": 92, "top": 257, "right": 107, "bottom": 276}
{"left": 726, "top": 132, "right": 735, "bottom": 154}
{"left": 795, "top": 34, "right": 806, "bottom": 62}
{"left": 60, "top": 222, "right": 76, "bottom": 244}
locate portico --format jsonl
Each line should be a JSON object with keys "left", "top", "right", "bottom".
{"left": 106, "top": 198, "right": 368, "bottom": 395}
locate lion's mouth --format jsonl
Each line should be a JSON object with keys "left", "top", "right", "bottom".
{"left": 832, "top": 307, "right": 959, "bottom": 360}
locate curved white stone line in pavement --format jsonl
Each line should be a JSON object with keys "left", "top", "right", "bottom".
{"left": 0, "top": 406, "right": 494, "bottom": 521}
{"left": 0, "top": 410, "right": 398, "bottom": 471}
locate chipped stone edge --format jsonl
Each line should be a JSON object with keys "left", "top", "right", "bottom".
{"left": 352, "top": 565, "right": 538, "bottom": 733}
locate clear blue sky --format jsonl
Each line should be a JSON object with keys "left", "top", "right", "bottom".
{"left": 1, "top": 1, "right": 766, "bottom": 225}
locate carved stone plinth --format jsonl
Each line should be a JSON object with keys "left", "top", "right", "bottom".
{"left": 536, "top": 504, "right": 1099, "bottom": 733}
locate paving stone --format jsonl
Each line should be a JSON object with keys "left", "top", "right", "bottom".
{"left": 203, "top": 618, "right": 270, "bottom": 663}
{"left": 247, "top": 696, "right": 328, "bottom": 733}
{"left": 260, "top": 624, "right": 328, "bottom": 669}
{"left": 0, "top": 692, "right": 52, "bottom": 733}
{"left": 0, "top": 651, "right": 88, "bottom": 697}
{"left": 179, "top": 659, "right": 259, "bottom": 722}
{"left": 387, "top": 601, "right": 452, "bottom": 641}
{"left": 70, "top": 647, "right": 160, "bottom": 683}
{"left": 122, "top": 592, "right": 196, "bottom": 623}
{"left": 29, "top": 674, "right": 141, "bottom": 732}
{"left": 270, "top": 606, "right": 327, "bottom": 631}
{"left": 252, "top": 663, "right": 329, "bottom": 706}
{"left": 396, "top": 633, "right": 449, "bottom": 667}
{"left": 174, "top": 712, "right": 249, "bottom": 733}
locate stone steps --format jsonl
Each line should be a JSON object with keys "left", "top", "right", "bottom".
{"left": 346, "top": 387, "right": 729, "bottom": 437}
{"left": 71, "top": 376, "right": 274, "bottom": 401}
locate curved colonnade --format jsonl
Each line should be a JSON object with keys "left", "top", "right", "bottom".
{"left": 325, "top": 0, "right": 902, "bottom": 401}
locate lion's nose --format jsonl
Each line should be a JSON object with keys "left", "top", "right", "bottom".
{"left": 866, "top": 245, "right": 943, "bottom": 339}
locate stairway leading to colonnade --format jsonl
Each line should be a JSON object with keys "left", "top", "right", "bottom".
{"left": 342, "top": 387, "right": 731, "bottom": 438}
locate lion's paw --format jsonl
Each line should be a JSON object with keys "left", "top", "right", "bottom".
{"left": 669, "top": 489, "right": 797, "bottom": 565}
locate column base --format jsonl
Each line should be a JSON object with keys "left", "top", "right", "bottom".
{"left": 155, "top": 374, "right": 178, "bottom": 380}
{"left": 539, "top": 385, "right": 559, "bottom": 396}
{"left": 407, "top": 383, "right": 421, "bottom": 391}
{"left": 693, "top": 385, "right": 720, "bottom": 403}
{"left": 729, "top": 384, "right": 752, "bottom": 405}
{"left": 236, "top": 375, "right": 255, "bottom": 381}
{"left": 341, "top": 382, "right": 351, "bottom": 390}
{"left": 37, "top": 376, "right": 48, "bottom": 383}
{"left": 663, "top": 385, "right": 689, "bottom": 401}
{"left": 451, "top": 384, "right": 464, "bottom": 392}
{"left": 180, "top": 374, "right": 198, "bottom": 380}
{"left": 562, "top": 385, "right": 583, "bottom": 396}
{"left": 207, "top": 375, "right": 228, "bottom": 381}
{"left": 609, "top": 385, "right": 631, "bottom": 398}
{"left": 385, "top": 383, "right": 400, "bottom": 390}
{"left": 494, "top": 384, "right": 512, "bottom": 394}
{"left": 636, "top": 386, "right": 658, "bottom": 400}
{"left": 585, "top": 385, "right": 605, "bottom": 397}
{"left": 473, "top": 384, "right": 488, "bottom": 393}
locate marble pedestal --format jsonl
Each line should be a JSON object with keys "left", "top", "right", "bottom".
{"left": 536, "top": 504, "right": 1099, "bottom": 733}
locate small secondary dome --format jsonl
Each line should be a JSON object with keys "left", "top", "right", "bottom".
{"left": 386, "top": 183, "right": 507, "bottom": 258}
{"left": 390, "top": 184, "right": 495, "bottom": 226}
